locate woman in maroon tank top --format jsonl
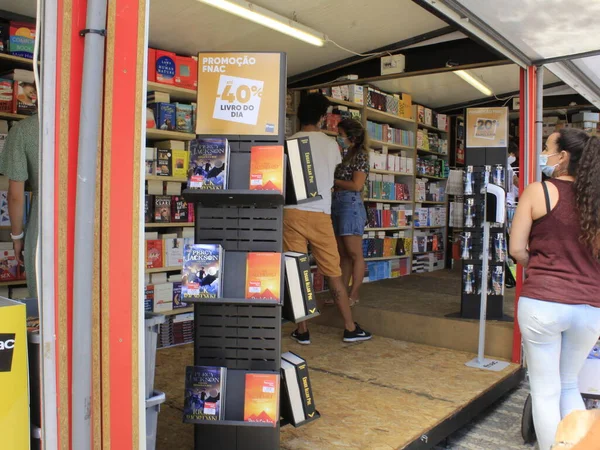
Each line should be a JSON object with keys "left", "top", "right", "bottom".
{"left": 510, "top": 129, "right": 600, "bottom": 450}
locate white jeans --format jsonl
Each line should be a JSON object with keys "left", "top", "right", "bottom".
{"left": 518, "top": 296, "right": 600, "bottom": 450}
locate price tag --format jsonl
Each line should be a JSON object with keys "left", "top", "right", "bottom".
{"left": 213, "top": 75, "right": 264, "bottom": 126}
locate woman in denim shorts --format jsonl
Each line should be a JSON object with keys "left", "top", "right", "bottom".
{"left": 331, "top": 118, "right": 369, "bottom": 306}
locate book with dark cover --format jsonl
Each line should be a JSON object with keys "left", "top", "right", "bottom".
{"left": 152, "top": 102, "right": 176, "bottom": 131}
{"left": 284, "top": 138, "right": 307, "bottom": 204}
{"left": 283, "top": 252, "right": 317, "bottom": 321}
{"left": 156, "top": 148, "right": 172, "bottom": 177}
{"left": 173, "top": 282, "right": 188, "bottom": 309}
{"left": 281, "top": 352, "right": 316, "bottom": 421}
{"left": 154, "top": 196, "right": 171, "bottom": 223}
{"left": 144, "top": 285, "right": 154, "bottom": 312}
{"left": 243, "top": 373, "right": 279, "bottom": 426}
{"left": 181, "top": 244, "right": 222, "bottom": 300}
{"left": 183, "top": 366, "right": 227, "bottom": 422}
{"left": 171, "top": 196, "right": 188, "bottom": 223}
{"left": 188, "top": 138, "right": 229, "bottom": 190}
{"left": 296, "top": 137, "right": 318, "bottom": 198}
{"left": 145, "top": 195, "right": 153, "bottom": 223}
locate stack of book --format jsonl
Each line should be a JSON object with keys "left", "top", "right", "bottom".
{"left": 366, "top": 87, "right": 412, "bottom": 119}
{"left": 367, "top": 176, "right": 411, "bottom": 201}
{"left": 367, "top": 121, "right": 414, "bottom": 147}
{"left": 366, "top": 203, "right": 412, "bottom": 229}
{"left": 416, "top": 157, "right": 447, "bottom": 178}
{"left": 368, "top": 150, "right": 413, "bottom": 174}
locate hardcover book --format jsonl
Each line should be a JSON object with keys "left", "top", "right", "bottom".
{"left": 249, "top": 145, "right": 284, "bottom": 193}
{"left": 175, "top": 103, "right": 193, "bottom": 133}
{"left": 145, "top": 240, "right": 163, "bottom": 269}
{"left": 154, "top": 196, "right": 172, "bottom": 223}
{"left": 281, "top": 352, "right": 316, "bottom": 421}
{"left": 183, "top": 366, "right": 227, "bottom": 422}
{"left": 182, "top": 244, "right": 222, "bottom": 300}
{"left": 152, "top": 102, "right": 176, "bottom": 131}
{"left": 245, "top": 252, "right": 281, "bottom": 302}
{"left": 297, "top": 137, "right": 318, "bottom": 198}
{"left": 243, "top": 373, "right": 279, "bottom": 426}
{"left": 188, "top": 138, "right": 230, "bottom": 190}
{"left": 171, "top": 196, "right": 189, "bottom": 223}
{"left": 156, "top": 148, "right": 172, "bottom": 177}
{"left": 283, "top": 252, "right": 317, "bottom": 321}
{"left": 280, "top": 359, "right": 305, "bottom": 426}
{"left": 285, "top": 137, "right": 319, "bottom": 204}
{"left": 144, "top": 284, "right": 153, "bottom": 312}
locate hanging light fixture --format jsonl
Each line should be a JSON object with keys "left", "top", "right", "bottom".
{"left": 454, "top": 70, "right": 494, "bottom": 96}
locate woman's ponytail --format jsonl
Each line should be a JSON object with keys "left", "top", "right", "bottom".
{"left": 574, "top": 134, "right": 600, "bottom": 256}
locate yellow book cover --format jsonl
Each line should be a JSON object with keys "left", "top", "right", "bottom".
{"left": 172, "top": 150, "right": 189, "bottom": 178}
{"left": 245, "top": 252, "right": 281, "bottom": 301}
{"left": 249, "top": 145, "right": 284, "bottom": 193}
{"left": 243, "top": 373, "right": 279, "bottom": 426}
{"left": 402, "top": 93, "right": 413, "bottom": 119}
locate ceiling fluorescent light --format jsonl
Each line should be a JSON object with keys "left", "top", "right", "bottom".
{"left": 197, "top": 0, "right": 326, "bottom": 47}
{"left": 454, "top": 70, "right": 494, "bottom": 96}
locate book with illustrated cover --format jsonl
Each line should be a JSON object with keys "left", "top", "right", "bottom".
{"left": 173, "top": 282, "right": 188, "bottom": 309}
{"left": 172, "top": 149, "right": 189, "bottom": 178}
{"left": 156, "top": 148, "right": 172, "bottom": 177}
{"left": 245, "top": 252, "right": 281, "bottom": 302}
{"left": 154, "top": 196, "right": 171, "bottom": 223}
{"left": 165, "top": 238, "right": 184, "bottom": 267}
{"left": 243, "top": 373, "right": 279, "bottom": 426}
{"left": 145, "top": 240, "right": 163, "bottom": 269}
{"left": 249, "top": 145, "right": 284, "bottom": 193}
{"left": 188, "top": 138, "right": 229, "bottom": 190}
{"left": 182, "top": 244, "right": 222, "bottom": 300}
{"left": 171, "top": 196, "right": 188, "bottom": 223}
{"left": 145, "top": 195, "right": 153, "bottom": 223}
{"left": 183, "top": 366, "right": 227, "bottom": 422}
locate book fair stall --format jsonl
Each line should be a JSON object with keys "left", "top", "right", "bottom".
{"left": 0, "top": 0, "right": 598, "bottom": 449}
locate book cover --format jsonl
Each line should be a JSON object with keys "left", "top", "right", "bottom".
{"left": 145, "top": 240, "right": 163, "bottom": 269}
{"left": 243, "top": 373, "right": 279, "bottom": 426}
{"left": 0, "top": 78, "right": 14, "bottom": 113}
{"left": 183, "top": 366, "right": 227, "bottom": 422}
{"left": 281, "top": 352, "right": 316, "bottom": 420}
{"left": 249, "top": 145, "right": 284, "bottom": 193}
{"left": 284, "top": 138, "right": 307, "bottom": 203}
{"left": 175, "top": 55, "right": 198, "bottom": 90}
{"left": 172, "top": 149, "right": 189, "bottom": 178}
{"left": 0, "top": 249, "right": 19, "bottom": 281}
{"left": 155, "top": 50, "right": 176, "bottom": 85}
{"left": 154, "top": 196, "right": 172, "bottom": 223}
{"left": 175, "top": 103, "right": 193, "bottom": 133}
{"left": 245, "top": 252, "right": 281, "bottom": 302}
{"left": 165, "top": 238, "right": 184, "bottom": 267}
{"left": 297, "top": 138, "right": 318, "bottom": 198}
{"left": 154, "top": 282, "right": 173, "bottom": 313}
{"left": 417, "top": 105, "right": 425, "bottom": 124}
{"left": 144, "top": 284, "right": 153, "bottom": 312}
{"left": 152, "top": 102, "right": 176, "bottom": 131}
{"left": 182, "top": 244, "right": 222, "bottom": 299}
{"left": 144, "top": 195, "right": 153, "bottom": 223}
{"left": 296, "top": 254, "right": 317, "bottom": 315}
{"left": 280, "top": 359, "right": 305, "bottom": 426}
{"left": 156, "top": 148, "right": 172, "bottom": 177}
{"left": 173, "top": 282, "right": 188, "bottom": 309}
{"left": 9, "top": 22, "right": 35, "bottom": 59}
{"left": 171, "top": 196, "right": 188, "bottom": 223}
{"left": 14, "top": 81, "right": 37, "bottom": 115}
{"left": 188, "top": 138, "right": 229, "bottom": 190}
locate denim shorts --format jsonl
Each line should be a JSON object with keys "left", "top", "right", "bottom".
{"left": 331, "top": 191, "right": 367, "bottom": 236}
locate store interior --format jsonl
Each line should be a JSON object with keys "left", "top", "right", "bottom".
{"left": 1, "top": 0, "right": 599, "bottom": 449}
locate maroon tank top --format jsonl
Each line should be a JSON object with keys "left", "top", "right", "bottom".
{"left": 520, "top": 178, "right": 600, "bottom": 306}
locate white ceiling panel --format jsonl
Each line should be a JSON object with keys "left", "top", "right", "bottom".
{"left": 456, "top": 0, "right": 600, "bottom": 60}
{"left": 371, "top": 64, "right": 560, "bottom": 109}
{"left": 148, "top": 0, "right": 447, "bottom": 76}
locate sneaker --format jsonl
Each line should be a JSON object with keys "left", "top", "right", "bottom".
{"left": 343, "top": 323, "right": 372, "bottom": 343}
{"left": 291, "top": 329, "right": 311, "bottom": 345}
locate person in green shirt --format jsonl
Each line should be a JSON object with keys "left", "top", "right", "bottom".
{"left": 0, "top": 114, "right": 39, "bottom": 298}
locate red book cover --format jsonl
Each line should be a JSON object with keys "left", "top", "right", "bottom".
{"left": 155, "top": 50, "right": 176, "bottom": 85}
{"left": 245, "top": 252, "right": 281, "bottom": 301}
{"left": 148, "top": 48, "right": 156, "bottom": 82}
{"left": 175, "top": 55, "right": 198, "bottom": 90}
{"left": 0, "top": 250, "right": 18, "bottom": 281}
{"left": 382, "top": 124, "right": 389, "bottom": 142}
{"left": 146, "top": 240, "right": 163, "bottom": 269}
{"left": 249, "top": 146, "right": 284, "bottom": 193}
{"left": 326, "top": 114, "right": 341, "bottom": 133}
{"left": 188, "top": 202, "right": 195, "bottom": 222}
{"left": 0, "top": 78, "right": 15, "bottom": 113}
{"left": 395, "top": 184, "right": 402, "bottom": 201}
{"left": 243, "top": 373, "right": 279, "bottom": 426}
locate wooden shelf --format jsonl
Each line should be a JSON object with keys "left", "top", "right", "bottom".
{"left": 416, "top": 201, "right": 446, "bottom": 205}
{"left": 371, "top": 169, "right": 414, "bottom": 176}
{"left": 145, "top": 222, "right": 194, "bottom": 228}
{"left": 0, "top": 112, "right": 28, "bottom": 121}
{"left": 417, "top": 148, "right": 448, "bottom": 158}
{"left": 365, "top": 255, "right": 411, "bottom": 262}
{"left": 0, "top": 280, "right": 26, "bottom": 287}
{"left": 366, "top": 107, "right": 415, "bottom": 128}
{"left": 414, "top": 225, "right": 445, "bottom": 230}
{"left": 147, "top": 81, "right": 197, "bottom": 102}
{"left": 416, "top": 174, "right": 447, "bottom": 181}
{"left": 369, "top": 139, "right": 414, "bottom": 151}
{"left": 145, "top": 266, "right": 181, "bottom": 274}
{"left": 417, "top": 122, "right": 448, "bottom": 133}
{"left": 365, "top": 226, "right": 412, "bottom": 231}
{"left": 325, "top": 96, "right": 363, "bottom": 109}
{"left": 0, "top": 53, "right": 36, "bottom": 67}
{"left": 145, "top": 175, "right": 188, "bottom": 183}
{"left": 364, "top": 198, "right": 412, "bottom": 204}
{"left": 158, "top": 306, "right": 194, "bottom": 316}
{"left": 146, "top": 129, "right": 195, "bottom": 141}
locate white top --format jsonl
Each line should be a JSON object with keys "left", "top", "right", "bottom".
{"left": 285, "top": 131, "right": 341, "bottom": 215}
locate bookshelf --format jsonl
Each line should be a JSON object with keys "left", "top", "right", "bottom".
{"left": 417, "top": 174, "right": 447, "bottom": 181}
{"left": 417, "top": 148, "right": 448, "bottom": 157}
{"left": 0, "top": 112, "right": 28, "bottom": 121}
{"left": 145, "top": 175, "right": 188, "bottom": 183}
{"left": 0, "top": 280, "right": 26, "bottom": 287}
{"left": 364, "top": 198, "right": 412, "bottom": 204}
{"left": 325, "top": 96, "right": 362, "bottom": 109}
{"left": 370, "top": 168, "right": 414, "bottom": 176}
{"left": 417, "top": 121, "right": 449, "bottom": 134}
{"left": 365, "top": 255, "right": 410, "bottom": 262}
{"left": 369, "top": 139, "right": 414, "bottom": 151}
{"left": 365, "top": 226, "right": 412, "bottom": 231}
{"left": 145, "top": 222, "right": 194, "bottom": 228}
{"left": 146, "top": 129, "right": 195, "bottom": 141}
{"left": 366, "top": 107, "right": 415, "bottom": 128}
{"left": 0, "top": 53, "right": 36, "bottom": 69}
{"left": 145, "top": 266, "right": 182, "bottom": 274}
{"left": 147, "top": 81, "right": 197, "bottom": 102}
{"left": 159, "top": 306, "right": 194, "bottom": 316}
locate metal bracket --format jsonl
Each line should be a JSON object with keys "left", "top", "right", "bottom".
{"left": 79, "top": 29, "right": 106, "bottom": 37}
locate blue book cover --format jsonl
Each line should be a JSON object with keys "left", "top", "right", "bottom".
{"left": 188, "top": 138, "right": 229, "bottom": 190}
{"left": 183, "top": 366, "right": 227, "bottom": 422}
{"left": 152, "top": 102, "right": 176, "bottom": 131}
{"left": 181, "top": 244, "right": 222, "bottom": 300}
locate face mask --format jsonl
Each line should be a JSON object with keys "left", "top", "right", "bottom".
{"left": 507, "top": 156, "right": 516, "bottom": 165}
{"left": 539, "top": 154, "right": 559, "bottom": 177}
{"left": 336, "top": 136, "right": 350, "bottom": 150}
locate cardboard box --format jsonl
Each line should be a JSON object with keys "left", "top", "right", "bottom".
{"left": 155, "top": 50, "right": 177, "bottom": 85}
{"left": 147, "top": 48, "right": 156, "bottom": 82}
{"left": 572, "top": 111, "right": 599, "bottom": 123}
{"left": 0, "top": 298, "right": 30, "bottom": 448}
{"left": 175, "top": 55, "right": 198, "bottom": 90}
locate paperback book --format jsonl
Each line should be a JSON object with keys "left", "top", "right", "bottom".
{"left": 249, "top": 145, "right": 284, "bottom": 193}
{"left": 188, "top": 138, "right": 230, "bottom": 190}
{"left": 156, "top": 148, "right": 172, "bottom": 177}
{"left": 145, "top": 240, "right": 163, "bottom": 269}
{"left": 182, "top": 244, "right": 223, "bottom": 300}
{"left": 171, "top": 196, "right": 189, "bottom": 223}
{"left": 243, "top": 373, "right": 280, "bottom": 426}
{"left": 245, "top": 252, "right": 281, "bottom": 302}
{"left": 183, "top": 366, "right": 227, "bottom": 422}
{"left": 154, "top": 196, "right": 172, "bottom": 223}
{"left": 172, "top": 149, "right": 189, "bottom": 178}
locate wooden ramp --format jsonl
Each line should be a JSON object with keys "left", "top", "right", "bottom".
{"left": 153, "top": 324, "right": 522, "bottom": 450}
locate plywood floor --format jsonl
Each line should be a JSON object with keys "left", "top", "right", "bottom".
{"left": 154, "top": 323, "right": 520, "bottom": 450}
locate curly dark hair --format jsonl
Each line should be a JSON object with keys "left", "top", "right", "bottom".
{"left": 338, "top": 118, "right": 368, "bottom": 164}
{"left": 297, "top": 93, "right": 330, "bottom": 126}
{"left": 557, "top": 128, "right": 600, "bottom": 256}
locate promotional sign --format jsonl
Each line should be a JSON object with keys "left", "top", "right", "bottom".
{"left": 196, "top": 52, "right": 282, "bottom": 136}
{"left": 466, "top": 107, "right": 509, "bottom": 148}
{"left": 0, "top": 298, "right": 29, "bottom": 449}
